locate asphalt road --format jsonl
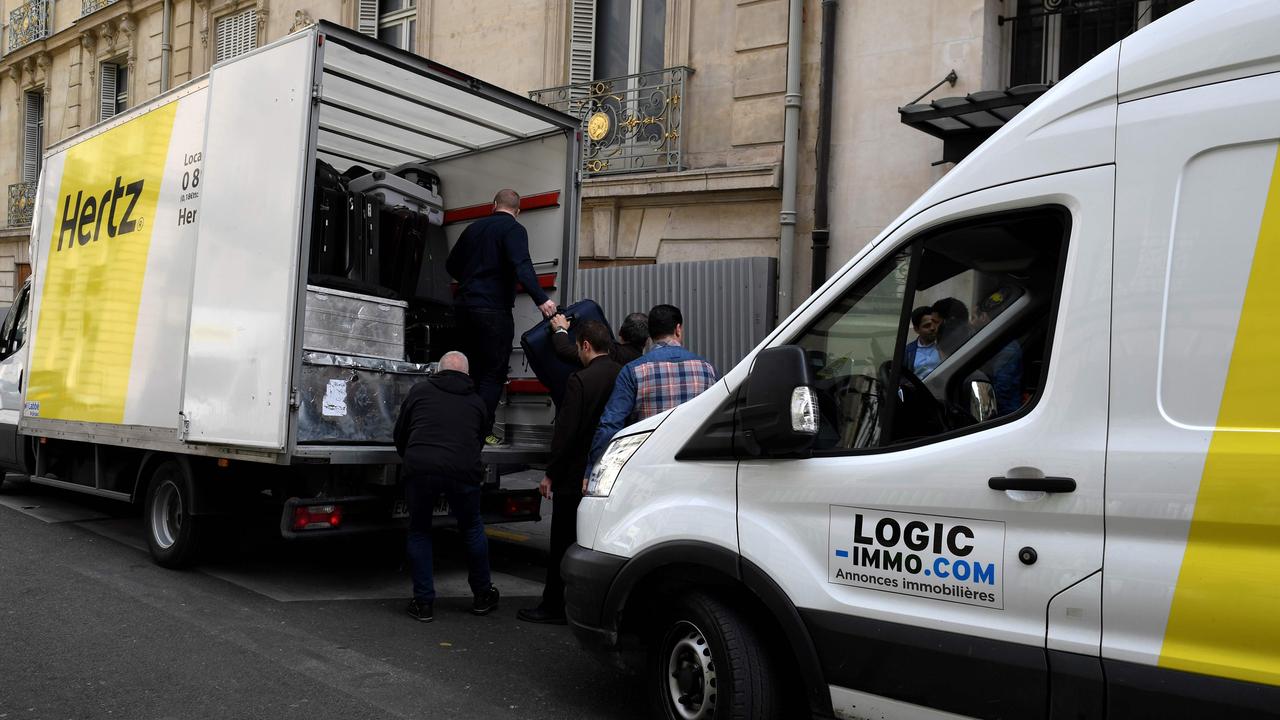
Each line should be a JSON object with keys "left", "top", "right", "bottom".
{"left": 0, "top": 476, "right": 648, "bottom": 720}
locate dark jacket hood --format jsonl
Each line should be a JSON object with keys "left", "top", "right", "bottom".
{"left": 430, "top": 370, "right": 475, "bottom": 395}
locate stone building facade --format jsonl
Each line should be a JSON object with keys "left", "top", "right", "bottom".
{"left": 0, "top": 0, "right": 1191, "bottom": 308}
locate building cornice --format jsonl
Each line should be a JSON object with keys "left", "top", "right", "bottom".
{"left": 0, "top": 0, "right": 151, "bottom": 70}
{"left": 581, "top": 163, "right": 781, "bottom": 200}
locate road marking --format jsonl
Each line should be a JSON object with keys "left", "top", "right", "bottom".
{"left": 484, "top": 528, "right": 529, "bottom": 543}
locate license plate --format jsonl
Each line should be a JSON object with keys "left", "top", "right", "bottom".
{"left": 392, "top": 497, "right": 450, "bottom": 518}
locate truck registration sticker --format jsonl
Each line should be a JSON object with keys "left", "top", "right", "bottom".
{"left": 828, "top": 506, "right": 1005, "bottom": 609}
{"left": 322, "top": 379, "right": 347, "bottom": 417}
{"left": 23, "top": 401, "right": 39, "bottom": 418}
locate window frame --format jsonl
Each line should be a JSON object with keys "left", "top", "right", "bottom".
{"left": 377, "top": 0, "right": 416, "bottom": 52}
{"left": 783, "top": 204, "right": 1073, "bottom": 458}
{"left": 594, "top": 0, "right": 666, "bottom": 80}
{"left": 100, "top": 58, "right": 128, "bottom": 121}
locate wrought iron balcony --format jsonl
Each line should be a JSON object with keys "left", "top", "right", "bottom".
{"left": 8, "top": 182, "right": 35, "bottom": 228}
{"left": 81, "top": 0, "right": 118, "bottom": 17}
{"left": 8, "top": 0, "right": 50, "bottom": 53}
{"left": 531, "top": 66, "right": 689, "bottom": 178}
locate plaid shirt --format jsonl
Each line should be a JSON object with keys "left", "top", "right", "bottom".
{"left": 590, "top": 340, "right": 717, "bottom": 466}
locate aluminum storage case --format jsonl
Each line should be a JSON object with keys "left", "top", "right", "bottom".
{"left": 296, "top": 352, "right": 436, "bottom": 443}
{"left": 348, "top": 170, "right": 445, "bottom": 226}
{"left": 303, "top": 285, "right": 406, "bottom": 361}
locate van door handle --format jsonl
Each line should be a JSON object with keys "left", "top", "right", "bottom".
{"left": 988, "top": 476, "right": 1076, "bottom": 493}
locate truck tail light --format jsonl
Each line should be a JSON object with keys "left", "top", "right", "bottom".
{"left": 502, "top": 495, "right": 539, "bottom": 518}
{"left": 292, "top": 504, "right": 342, "bottom": 531}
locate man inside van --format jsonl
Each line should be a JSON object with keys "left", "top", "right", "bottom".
{"left": 904, "top": 306, "right": 942, "bottom": 378}
{"left": 589, "top": 304, "right": 718, "bottom": 468}
{"left": 972, "top": 287, "right": 1025, "bottom": 416}
{"left": 446, "top": 189, "right": 558, "bottom": 444}
{"left": 518, "top": 321, "right": 621, "bottom": 625}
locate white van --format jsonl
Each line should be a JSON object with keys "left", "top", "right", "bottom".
{"left": 563, "top": 2, "right": 1280, "bottom": 718}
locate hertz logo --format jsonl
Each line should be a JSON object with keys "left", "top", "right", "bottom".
{"left": 57, "top": 176, "right": 144, "bottom": 251}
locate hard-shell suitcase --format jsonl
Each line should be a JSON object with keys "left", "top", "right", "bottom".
{"left": 309, "top": 160, "right": 349, "bottom": 279}
{"left": 348, "top": 165, "right": 444, "bottom": 226}
{"left": 519, "top": 299, "right": 612, "bottom": 408}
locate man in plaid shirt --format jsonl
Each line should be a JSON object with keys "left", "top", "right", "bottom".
{"left": 589, "top": 304, "right": 717, "bottom": 468}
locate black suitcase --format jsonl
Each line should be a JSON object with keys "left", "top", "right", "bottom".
{"left": 308, "top": 160, "right": 349, "bottom": 279}
{"left": 519, "top": 299, "right": 612, "bottom": 408}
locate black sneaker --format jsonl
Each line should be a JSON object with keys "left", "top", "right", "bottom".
{"left": 471, "top": 586, "right": 500, "bottom": 616}
{"left": 407, "top": 598, "right": 434, "bottom": 623}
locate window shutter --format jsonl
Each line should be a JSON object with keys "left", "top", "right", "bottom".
{"left": 356, "top": 0, "right": 378, "bottom": 37}
{"left": 22, "top": 92, "right": 42, "bottom": 183}
{"left": 100, "top": 62, "right": 118, "bottom": 121}
{"left": 569, "top": 0, "right": 596, "bottom": 97}
{"left": 215, "top": 8, "right": 259, "bottom": 64}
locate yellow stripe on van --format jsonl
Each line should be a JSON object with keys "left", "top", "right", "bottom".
{"left": 26, "top": 103, "right": 178, "bottom": 424}
{"left": 1159, "top": 146, "right": 1280, "bottom": 687}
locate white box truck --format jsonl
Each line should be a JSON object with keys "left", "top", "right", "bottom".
{"left": 0, "top": 22, "right": 582, "bottom": 567}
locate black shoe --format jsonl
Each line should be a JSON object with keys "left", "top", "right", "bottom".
{"left": 471, "top": 586, "right": 500, "bottom": 615}
{"left": 517, "top": 606, "right": 567, "bottom": 625}
{"left": 407, "top": 598, "right": 434, "bottom": 623}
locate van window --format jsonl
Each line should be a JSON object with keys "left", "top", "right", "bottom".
{"left": 793, "top": 208, "right": 1068, "bottom": 452}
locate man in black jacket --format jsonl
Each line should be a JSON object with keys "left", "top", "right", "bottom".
{"left": 393, "top": 351, "right": 500, "bottom": 623}
{"left": 549, "top": 311, "right": 647, "bottom": 366}
{"left": 446, "top": 189, "right": 558, "bottom": 443}
{"left": 517, "top": 321, "right": 622, "bottom": 624}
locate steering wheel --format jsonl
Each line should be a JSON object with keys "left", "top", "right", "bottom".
{"left": 879, "top": 361, "right": 949, "bottom": 439}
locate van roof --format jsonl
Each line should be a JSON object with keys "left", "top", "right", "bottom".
{"left": 857, "top": 0, "right": 1278, "bottom": 276}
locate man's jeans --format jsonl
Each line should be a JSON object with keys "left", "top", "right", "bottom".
{"left": 406, "top": 474, "right": 491, "bottom": 603}
{"left": 455, "top": 305, "right": 514, "bottom": 430}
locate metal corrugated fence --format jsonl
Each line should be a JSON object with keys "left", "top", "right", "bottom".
{"left": 574, "top": 257, "right": 778, "bottom": 376}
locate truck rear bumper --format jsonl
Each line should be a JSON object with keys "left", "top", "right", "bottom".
{"left": 279, "top": 487, "right": 542, "bottom": 539}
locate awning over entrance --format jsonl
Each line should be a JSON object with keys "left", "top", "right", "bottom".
{"left": 899, "top": 84, "right": 1050, "bottom": 164}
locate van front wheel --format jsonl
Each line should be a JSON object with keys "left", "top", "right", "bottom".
{"left": 144, "top": 460, "right": 201, "bottom": 568}
{"left": 650, "top": 591, "right": 778, "bottom": 720}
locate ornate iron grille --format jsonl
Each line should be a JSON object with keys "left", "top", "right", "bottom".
{"left": 8, "top": 0, "right": 50, "bottom": 52}
{"left": 81, "top": 0, "right": 118, "bottom": 17}
{"left": 8, "top": 182, "right": 35, "bottom": 228}
{"left": 1001, "top": 0, "right": 1192, "bottom": 86}
{"left": 531, "top": 66, "right": 689, "bottom": 178}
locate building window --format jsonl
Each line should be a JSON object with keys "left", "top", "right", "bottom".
{"left": 22, "top": 91, "right": 43, "bottom": 184}
{"left": 377, "top": 0, "right": 415, "bottom": 52}
{"left": 214, "top": 8, "right": 258, "bottom": 64}
{"left": 1008, "top": 0, "right": 1194, "bottom": 86}
{"left": 594, "top": 0, "right": 665, "bottom": 80}
{"left": 100, "top": 60, "right": 128, "bottom": 121}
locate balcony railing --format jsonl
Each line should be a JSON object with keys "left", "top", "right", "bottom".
{"left": 8, "top": 0, "right": 50, "bottom": 53}
{"left": 81, "top": 0, "right": 118, "bottom": 17}
{"left": 531, "top": 66, "right": 689, "bottom": 178}
{"left": 8, "top": 182, "right": 35, "bottom": 228}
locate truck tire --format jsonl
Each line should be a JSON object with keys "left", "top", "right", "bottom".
{"left": 650, "top": 591, "right": 779, "bottom": 720}
{"left": 144, "top": 459, "right": 202, "bottom": 568}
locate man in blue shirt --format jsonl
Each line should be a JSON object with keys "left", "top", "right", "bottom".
{"left": 446, "top": 189, "right": 558, "bottom": 442}
{"left": 904, "top": 305, "right": 942, "bottom": 378}
{"left": 589, "top": 305, "right": 717, "bottom": 468}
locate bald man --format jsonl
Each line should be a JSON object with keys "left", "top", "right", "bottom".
{"left": 394, "top": 351, "right": 499, "bottom": 623}
{"left": 446, "top": 189, "right": 558, "bottom": 443}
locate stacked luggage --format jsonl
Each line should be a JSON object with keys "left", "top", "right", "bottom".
{"left": 298, "top": 159, "right": 454, "bottom": 444}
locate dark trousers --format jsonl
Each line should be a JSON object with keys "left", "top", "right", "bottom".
{"left": 455, "top": 305, "right": 514, "bottom": 430}
{"left": 542, "top": 486, "right": 582, "bottom": 612}
{"left": 406, "top": 474, "right": 491, "bottom": 603}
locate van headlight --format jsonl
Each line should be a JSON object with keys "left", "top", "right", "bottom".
{"left": 586, "top": 433, "right": 650, "bottom": 497}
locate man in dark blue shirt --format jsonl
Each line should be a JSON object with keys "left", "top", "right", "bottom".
{"left": 446, "top": 189, "right": 557, "bottom": 441}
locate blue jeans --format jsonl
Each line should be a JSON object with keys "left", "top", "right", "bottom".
{"left": 406, "top": 475, "right": 491, "bottom": 603}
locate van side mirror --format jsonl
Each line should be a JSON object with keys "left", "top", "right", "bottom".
{"left": 969, "top": 379, "right": 997, "bottom": 422}
{"left": 738, "top": 345, "right": 818, "bottom": 457}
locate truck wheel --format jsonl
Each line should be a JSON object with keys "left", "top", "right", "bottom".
{"left": 650, "top": 591, "right": 779, "bottom": 720}
{"left": 144, "top": 460, "right": 201, "bottom": 568}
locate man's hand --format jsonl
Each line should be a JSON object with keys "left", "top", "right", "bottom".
{"left": 550, "top": 314, "right": 570, "bottom": 332}
{"left": 539, "top": 299, "right": 558, "bottom": 318}
{"left": 582, "top": 476, "right": 589, "bottom": 494}
{"left": 539, "top": 475, "right": 553, "bottom": 500}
